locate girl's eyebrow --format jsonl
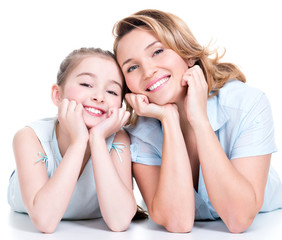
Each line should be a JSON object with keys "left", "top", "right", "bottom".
{"left": 76, "top": 72, "right": 96, "bottom": 78}
{"left": 76, "top": 72, "right": 122, "bottom": 90}
{"left": 121, "top": 41, "right": 160, "bottom": 67}
{"left": 109, "top": 80, "right": 123, "bottom": 90}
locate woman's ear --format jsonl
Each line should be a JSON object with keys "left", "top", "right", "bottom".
{"left": 51, "top": 84, "right": 61, "bottom": 106}
{"left": 187, "top": 58, "right": 195, "bottom": 67}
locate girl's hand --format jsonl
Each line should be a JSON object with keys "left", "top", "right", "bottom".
{"left": 57, "top": 99, "right": 89, "bottom": 144}
{"left": 89, "top": 107, "right": 130, "bottom": 139}
{"left": 125, "top": 93, "right": 179, "bottom": 122}
{"left": 182, "top": 65, "right": 209, "bottom": 127}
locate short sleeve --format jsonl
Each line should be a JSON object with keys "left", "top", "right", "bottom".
{"left": 231, "top": 93, "right": 277, "bottom": 159}
{"left": 130, "top": 136, "right": 162, "bottom": 165}
{"left": 125, "top": 117, "right": 163, "bottom": 166}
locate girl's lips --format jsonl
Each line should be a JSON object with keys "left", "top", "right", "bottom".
{"left": 84, "top": 105, "right": 106, "bottom": 117}
{"left": 145, "top": 75, "right": 170, "bottom": 92}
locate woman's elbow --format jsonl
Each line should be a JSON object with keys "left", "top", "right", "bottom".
{"left": 151, "top": 210, "right": 194, "bottom": 233}
{"left": 225, "top": 202, "right": 261, "bottom": 233}
{"left": 164, "top": 219, "right": 194, "bottom": 233}
{"left": 225, "top": 213, "right": 256, "bottom": 233}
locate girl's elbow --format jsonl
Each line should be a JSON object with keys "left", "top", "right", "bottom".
{"left": 30, "top": 214, "right": 59, "bottom": 234}
{"left": 108, "top": 221, "right": 130, "bottom": 232}
{"left": 106, "top": 206, "right": 137, "bottom": 232}
{"left": 106, "top": 217, "right": 131, "bottom": 232}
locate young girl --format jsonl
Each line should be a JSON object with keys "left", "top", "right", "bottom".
{"left": 8, "top": 47, "right": 137, "bottom": 233}
{"left": 113, "top": 9, "right": 282, "bottom": 233}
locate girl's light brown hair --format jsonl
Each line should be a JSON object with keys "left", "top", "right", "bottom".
{"left": 57, "top": 47, "right": 126, "bottom": 101}
{"left": 113, "top": 9, "right": 246, "bottom": 125}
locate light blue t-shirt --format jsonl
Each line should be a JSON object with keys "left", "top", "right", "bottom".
{"left": 8, "top": 117, "right": 117, "bottom": 220}
{"left": 125, "top": 80, "right": 282, "bottom": 220}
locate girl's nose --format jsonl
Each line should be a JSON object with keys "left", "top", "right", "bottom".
{"left": 92, "top": 91, "right": 104, "bottom": 103}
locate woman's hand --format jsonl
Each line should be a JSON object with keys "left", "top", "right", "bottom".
{"left": 57, "top": 98, "right": 89, "bottom": 144}
{"left": 125, "top": 93, "right": 179, "bottom": 122}
{"left": 182, "top": 65, "right": 209, "bottom": 127}
{"left": 89, "top": 107, "right": 130, "bottom": 139}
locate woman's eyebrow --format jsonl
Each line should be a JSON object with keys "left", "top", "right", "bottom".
{"left": 121, "top": 41, "right": 160, "bottom": 67}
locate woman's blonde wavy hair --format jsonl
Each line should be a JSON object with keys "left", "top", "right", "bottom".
{"left": 113, "top": 9, "right": 246, "bottom": 125}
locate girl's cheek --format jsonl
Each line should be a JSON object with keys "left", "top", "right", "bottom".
{"left": 63, "top": 86, "right": 83, "bottom": 100}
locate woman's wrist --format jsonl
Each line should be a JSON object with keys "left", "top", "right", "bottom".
{"left": 159, "top": 104, "right": 180, "bottom": 124}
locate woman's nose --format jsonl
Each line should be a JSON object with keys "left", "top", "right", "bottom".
{"left": 143, "top": 61, "right": 157, "bottom": 80}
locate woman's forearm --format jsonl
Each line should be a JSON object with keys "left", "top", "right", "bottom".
{"left": 151, "top": 112, "right": 195, "bottom": 232}
{"left": 193, "top": 121, "right": 262, "bottom": 232}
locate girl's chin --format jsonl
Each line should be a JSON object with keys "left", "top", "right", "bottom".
{"left": 84, "top": 117, "right": 105, "bottom": 129}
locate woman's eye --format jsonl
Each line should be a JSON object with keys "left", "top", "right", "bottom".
{"left": 80, "top": 83, "right": 92, "bottom": 88}
{"left": 153, "top": 49, "right": 163, "bottom": 56}
{"left": 127, "top": 65, "right": 138, "bottom": 73}
{"left": 153, "top": 49, "right": 164, "bottom": 56}
{"left": 107, "top": 90, "right": 118, "bottom": 96}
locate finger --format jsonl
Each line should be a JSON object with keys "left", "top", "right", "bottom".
{"left": 121, "top": 110, "right": 130, "bottom": 125}
{"left": 67, "top": 100, "right": 77, "bottom": 114}
{"left": 107, "top": 107, "right": 117, "bottom": 119}
{"left": 125, "top": 93, "right": 134, "bottom": 106}
{"left": 74, "top": 103, "right": 84, "bottom": 115}
{"left": 58, "top": 98, "right": 69, "bottom": 119}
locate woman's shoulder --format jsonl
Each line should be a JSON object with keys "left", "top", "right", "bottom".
{"left": 124, "top": 117, "right": 162, "bottom": 139}
{"left": 218, "top": 80, "right": 267, "bottom": 111}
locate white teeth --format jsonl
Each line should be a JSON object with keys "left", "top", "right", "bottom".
{"left": 148, "top": 77, "right": 169, "bottom": 91}
{"left": 85, "top": 107, "right": 102, "bottom": 115}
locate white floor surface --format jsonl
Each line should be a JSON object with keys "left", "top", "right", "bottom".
{"left": 3, "top": 200, "right": 282, "bottom": 240}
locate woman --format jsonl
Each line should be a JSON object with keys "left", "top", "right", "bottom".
{"left": 112, "top": 9, "right": 282, "bottom": 233}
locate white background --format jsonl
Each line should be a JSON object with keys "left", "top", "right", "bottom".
{"left": 1, "top": 0, "right": 282, "bottom": 234}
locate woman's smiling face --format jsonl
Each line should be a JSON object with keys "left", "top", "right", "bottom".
{"left": 116, "top": 28, "right": 189, "bottom": 105}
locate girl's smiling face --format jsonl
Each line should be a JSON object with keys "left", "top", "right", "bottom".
{"left": 116, "top": 28, "right": 189, "bottom": 105}
{"left": 58, "top": 56, "right": 124, "bottom": 128}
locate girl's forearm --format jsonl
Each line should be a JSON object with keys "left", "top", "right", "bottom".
{"left": 90, "top": 138, "right": 136, "bottom": 232}
{"left": 30, "top": 142, "right": 87, "bottom": 233}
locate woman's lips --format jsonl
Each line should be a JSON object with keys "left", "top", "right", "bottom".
{"left": 145, "top": 75, "right": 170, "bottom": 92}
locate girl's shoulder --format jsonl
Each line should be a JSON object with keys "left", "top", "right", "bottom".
{"left": 27, "top": 117, "right": 57, "bottom": 143}
{"left": 114, "top": 129, "right": 130, "bottom": 144}
{"left": 13, "top": 126, "right": 38, "bottom": 145}
{"left": 13, "top": 117, "right": 57, "bottom": 156}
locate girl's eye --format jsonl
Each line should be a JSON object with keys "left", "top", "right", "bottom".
{"left": 107, "top": 90, "right": 118, "bottom": 96}
{"left": 153, "top": 49, "right": 163, "bottom": 56}
{"left": 80, "top": 83, "right": 92, "bottom": 88}
{"left": 127, "top": 65, "right": 138, "bottom": 73}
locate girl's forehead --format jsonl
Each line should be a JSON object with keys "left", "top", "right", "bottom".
{"left": 69, "top": 56, "right": 123, "bottom": 83}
